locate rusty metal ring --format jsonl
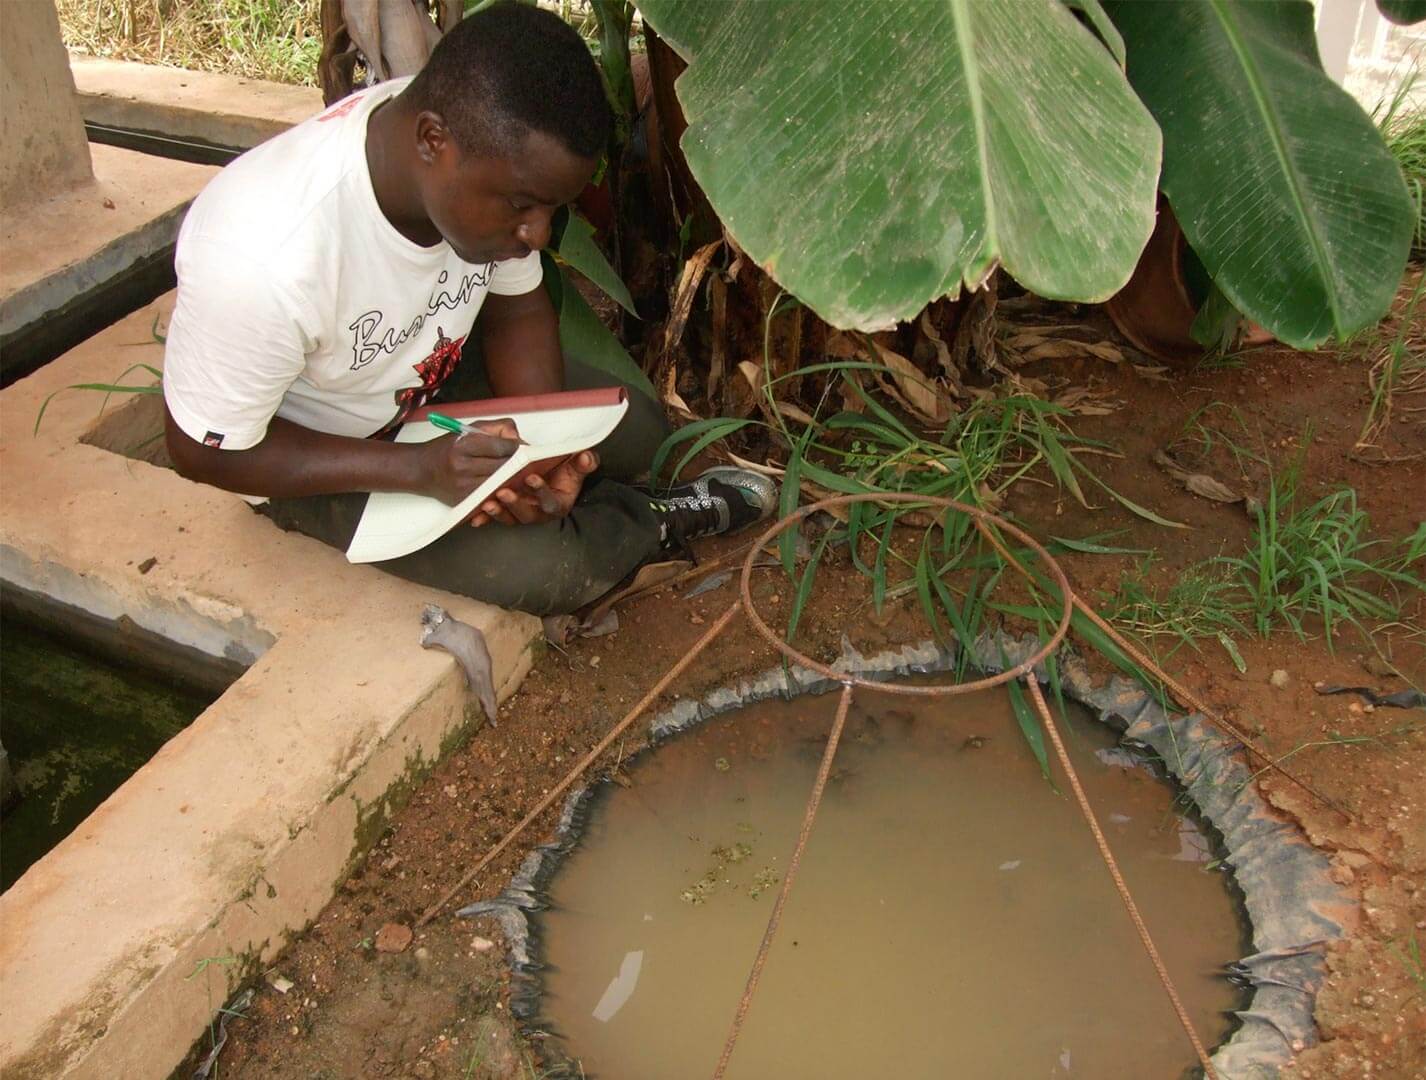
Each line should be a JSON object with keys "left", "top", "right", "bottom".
{"left": 738, "top": 493, "right": 1073, "bottom": 695}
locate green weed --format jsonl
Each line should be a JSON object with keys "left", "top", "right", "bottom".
{"left": 33, "top": 362, "right": 163, "bottom": 436}
{"left": 1217, "top": 467, "right": 1423, "bottom": 645}
{"left": 1376, "top": 64, "right": 1425, "bottom": 255}
{"left": 1172, "top": 401, "right": 1268, "bottom": 478}
{"left": 1100, "top": 558, "right": 1246, "bottom": 660}
{"left": 1392, "top": 931, "right": 1426, "bottom": 1001}
{"left": 651, "top": 299, "right": 1189, "bottom": 765}
{"left": 654, "top": 300, "right": 1421, "bottom": 770}
{"left": 1356, "top": 273, "right": 1425, "bottom": 450}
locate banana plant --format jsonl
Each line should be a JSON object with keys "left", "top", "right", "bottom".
{"left": 638, "top": 0, "right": 1421, "bottom": 350}
{"left": 1104, "top": 0, "right": 1414, "bottom": 349}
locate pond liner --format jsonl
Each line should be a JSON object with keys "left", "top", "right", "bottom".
{"left": 458, "top": 635, "right": 1352, "bottom": 1079}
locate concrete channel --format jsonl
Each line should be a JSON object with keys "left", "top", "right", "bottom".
{"left": 0, "top": 24, "right": 540, "bottom": 1077}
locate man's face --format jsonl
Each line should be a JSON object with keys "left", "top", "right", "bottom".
{"left": 421, "top": 127, "right": 597, "bottom": 265}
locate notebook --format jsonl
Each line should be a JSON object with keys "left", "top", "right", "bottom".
{"left": 345, "top": 386, "right": 629, "bottom": 563}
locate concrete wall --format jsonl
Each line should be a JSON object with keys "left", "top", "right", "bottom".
{"left": 1317, "top": 0, "right": 1426, "bottom": 109}
{"left": 0, "top": 1, "right": 93, "bottom": 207}
{"left": 0, "top": 295, "right": 542, "bottom": 1078}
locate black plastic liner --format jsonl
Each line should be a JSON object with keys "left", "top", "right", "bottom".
{"left": 460, "top": 635, "right": 1352, "bottom": 1079}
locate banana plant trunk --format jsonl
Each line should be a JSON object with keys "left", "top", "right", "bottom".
{"left": 1105, "top": 198, "right": 1275, "bottom": 363}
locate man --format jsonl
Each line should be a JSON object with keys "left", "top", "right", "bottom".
{"left": 162, "top": 2, "right": 773, "bottom": 615}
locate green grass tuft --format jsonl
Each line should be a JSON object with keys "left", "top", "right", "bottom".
{"left": 1217, "top": 467, "right": 1423, "bottom": 645}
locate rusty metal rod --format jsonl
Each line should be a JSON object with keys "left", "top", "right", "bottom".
{"left": 1023, "top": 673, "right": 1220, "bottom": 1080}
{"left": 712, "top": 681, "right": 855, "bottom": 1080}
{"left": 417, "top": 599, "right": 742, "bottom": 927}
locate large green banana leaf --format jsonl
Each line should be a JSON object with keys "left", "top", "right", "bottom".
{"left": 638, "top": 0, "right": 1161, "bottom": 332}
{"left": 541, "top": 253, "right": 656, "bottom": 400}
{"left": 1106, "top": 0, "right": 1414, "bottom": 349}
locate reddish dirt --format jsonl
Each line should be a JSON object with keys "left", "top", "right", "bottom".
{"left": 199, "top": 283, "right": 1424, "bottom": 1079}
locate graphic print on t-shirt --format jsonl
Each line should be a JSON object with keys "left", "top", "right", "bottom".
{"left": 388, "top": 326, "right": 467, "bottom": 429}
{"left": 346, "top": 265, "right": 496, "bottom": 372}
{"left": 316, "top": 96, "right": 363, "bottom": 123}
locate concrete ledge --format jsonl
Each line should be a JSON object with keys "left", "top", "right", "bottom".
{"left": 0, "top": 295, "right": 541, "bottom": 1079}
{"left": 0, "top": 143, "right": 215, "bottom": 350}
{"left": 69, "top": 55, "right": 321, "bottom": 151}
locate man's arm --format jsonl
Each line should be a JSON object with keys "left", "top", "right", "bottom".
{"left": 165, "top": 410, "right": 522, "bottom": 506}
{"left": 465, "top": 285, "right": 601, "bottom": 526}
{"left": 479, "top": 286, "right": 564, "bottom": 396}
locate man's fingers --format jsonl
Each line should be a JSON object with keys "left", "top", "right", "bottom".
{"left": 494, "top": 486, "right": 543, "bottom": 526}
{"left": 574, "top": 450, "right": 599, "bottom": 475}
{"left": 454, "top": 431, "right": 520, "bottom": 458}
{"left": 468, "top": 417, "right": 522, "bottom": 442}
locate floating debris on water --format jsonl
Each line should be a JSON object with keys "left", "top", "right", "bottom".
{"left": 748, "top": 868, "right": 779, "bottom": 900}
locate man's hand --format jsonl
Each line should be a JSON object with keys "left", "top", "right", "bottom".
{"left": 470, "top": 450, "right": 598, "bottom": 527}
{"left": 418, "top": 420, "right": 523, "bottom": 506}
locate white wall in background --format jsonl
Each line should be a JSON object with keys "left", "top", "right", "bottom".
{"left": 1316, "top": 0, "right": 1425, "bottom": 111}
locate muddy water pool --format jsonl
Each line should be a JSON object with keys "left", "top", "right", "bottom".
{"left": 535, "top": 684, "right": 1249, "bottom": 1078}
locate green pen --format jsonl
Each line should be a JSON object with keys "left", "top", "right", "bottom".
{"left": 427, "top": 412, "right": 527, "bottom": 447}
{"left": 426, "top": 411, "right": 480, "bottom": 436}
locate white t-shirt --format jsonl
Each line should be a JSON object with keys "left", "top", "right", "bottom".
{"left": 163, "top": 78, "right": 542, "bottom": 451}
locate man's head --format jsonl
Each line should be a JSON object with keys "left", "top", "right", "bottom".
{"left": 402, "top": 2, "right": 612, "bottom": 264}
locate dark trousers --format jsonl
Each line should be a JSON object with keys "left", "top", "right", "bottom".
{"left": 259, "top": 357, "right": 668, "bottom": 615}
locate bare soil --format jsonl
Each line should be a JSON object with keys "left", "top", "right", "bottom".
{"left": 197, "top": 285, "right": 1425, "bottom": 1080}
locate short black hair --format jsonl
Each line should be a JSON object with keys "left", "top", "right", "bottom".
{"left": 407, "top": 2, "right": 611, "bottom": 160}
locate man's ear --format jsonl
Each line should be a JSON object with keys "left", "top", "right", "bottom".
{"left": 414, "top": 110, "right": 452, "bottom": 166}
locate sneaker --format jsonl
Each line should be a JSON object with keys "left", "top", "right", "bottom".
{"left": 650, "top": 467, "right": 779, "bottom": 549}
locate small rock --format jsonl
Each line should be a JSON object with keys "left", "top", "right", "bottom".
{"left": 1362, "top": 654, "right": 1397, "bottom": 678}
{"left": 136, "top": 556, "right": 158, "bottom": 575}
{"left": 470, "top": 935, "right": 495, "bottom": 952}
{"left": 1338, "top": 850, "right": 1372, "bottom": 870}
{"left": 265, "top": 972, "right": 295, "bottom": 994}
{"left": 375, "top": 922, "right": 413, "bottom": 954}
{"left": 289, "top": 1025, "right": 300, "bottom": 1037}
{"left": 413, "top": 1061, "right": 436, "bottom": 1079}
{"left": 1330, "top": 863, "right": 1355, "bottom": 886}
{"left": 101, "top": 197, "right": 116, "bottom": 210}
{"left": 589, "top": 655, "right": 601, "bottom": 668}
{"left": 1269, "top": 669, "right": 1290, "bottom": 689}
{"left": 414, "top": 946, "right": 431, "bottom": 965}
{"left": 558, "top": 690, "right": 572, "bottom": 705}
